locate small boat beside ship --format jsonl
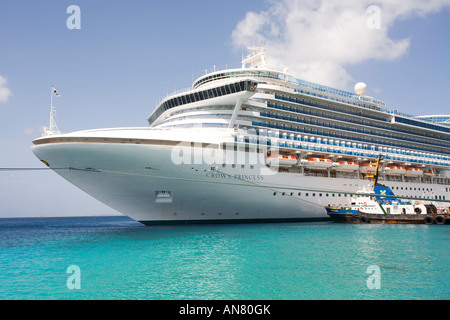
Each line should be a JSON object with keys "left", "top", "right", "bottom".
{"left": 325, "top": 186, "right": 448, "bottom": 224}
{"left": 325, "top": 155, "right": 450, "bottom": 224}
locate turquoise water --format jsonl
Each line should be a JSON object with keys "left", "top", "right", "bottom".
{"left": 0, "top": 216, "right": 448, "bottom": 300}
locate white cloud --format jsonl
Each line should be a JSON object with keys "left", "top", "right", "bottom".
{"left": 0, "top": 75, "right": 12, "bottom": 103}
{"left": 232, "top": 0, "right": 450, "bottom": 89}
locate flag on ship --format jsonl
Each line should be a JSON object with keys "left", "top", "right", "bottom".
{"left": 52, "top": 86, "right": 61, "bottom": 97}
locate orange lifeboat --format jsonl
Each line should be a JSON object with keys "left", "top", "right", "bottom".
{"left": 424, "top": 169, "right": 437, "bottom": 176}
{"left": 266, "top": 154, "right": 298, "bottom": 167}
{"left": 335, "top": 161, "right": 359, "bottom": 172}
{"left": 304, "top": 157, "right": 333, "bottom": 170}
{"left": 384, "top": 165, "right": 406, "bottom": 175}
{"left": 405, "top": 167, "right": 423, "bottom": 177}
{"left": 359, "top": 163, "right": 378, "bottom": 174}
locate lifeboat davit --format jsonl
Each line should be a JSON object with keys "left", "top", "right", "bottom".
{"left": 335, "top": 161, "right": 359, "bottom": 172}
{"left": 405, "top": 167, "right": 423, "bottom": 177}
{"left": 266, "top": 154, "right": 298, "bottom": 167}
{"left": 359, "top": 163, "right": 378, "bottom": 174}
{"left": 304, "top": 157, "right": 333, "bottom": 170}
{"left": 384, "top": 165, "right": 406, "bottom": 175}
{"left": 424, "top": 169, "right": 437, "bottom": 176}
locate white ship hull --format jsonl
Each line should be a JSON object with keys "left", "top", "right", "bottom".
{"left": 32, "top": 128, "right": 448, "bottom": 225}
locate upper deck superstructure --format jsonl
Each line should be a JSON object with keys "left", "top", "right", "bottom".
{"left": 147, "top": 47, "right": 450, "bottom": 182}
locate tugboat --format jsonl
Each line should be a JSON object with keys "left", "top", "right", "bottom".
{"left": 325, "top": 187, "right": 441, "bottom": 224}
{"left": 325, "top": 156, "right": 449, "bottom": 224}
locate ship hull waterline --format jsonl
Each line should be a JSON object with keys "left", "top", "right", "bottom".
{"left": 32, "top": 137, "right": 446, "bottom": 225}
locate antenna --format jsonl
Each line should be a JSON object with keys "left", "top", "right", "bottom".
{"left": 43, "top": 85, "right": 61, "bottom": 136}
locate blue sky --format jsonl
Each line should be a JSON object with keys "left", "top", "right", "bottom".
{"left": 0, "top": 0, "right": 449, "bottom": 217}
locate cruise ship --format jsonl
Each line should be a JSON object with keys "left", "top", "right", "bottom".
{"left": 32, "top": 47, "right": 450, "bottom": 225}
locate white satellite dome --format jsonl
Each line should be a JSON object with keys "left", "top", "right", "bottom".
{"left": 354, "top": 82, "right": 367, "bottom": 96}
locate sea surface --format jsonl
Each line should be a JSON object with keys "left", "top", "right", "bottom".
{"left": 0, "top": 216, "right": 448, "bottom": 300}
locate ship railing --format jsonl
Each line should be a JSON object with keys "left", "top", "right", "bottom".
{"left": 160, "top": 87, "right": 193, "bottom": 102}
{"left": 240, "top": 129, "right": 450, "bottom": 167}
{"left": 386, "top": 109, "right": 415, "bottom": 118}
{"left": 232, "top": 130, "right": 450, "bottom": 175}
{"left": 251, "top": 114, "right": 450, "bottom": 164}
{"left": 265, "top": 99, "right": 450, "bottom": 151}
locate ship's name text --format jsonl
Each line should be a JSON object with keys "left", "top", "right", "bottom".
{"left": 206, "top": 172, "right": 264, "bottom": 181}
